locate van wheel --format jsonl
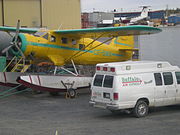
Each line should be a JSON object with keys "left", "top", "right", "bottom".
{"left": 133, "top": 100, "right": 148, "bottom": 118}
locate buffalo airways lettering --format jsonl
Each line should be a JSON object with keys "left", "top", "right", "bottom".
{"left": 122, "top": 77, "right": 142, "bottom": 86}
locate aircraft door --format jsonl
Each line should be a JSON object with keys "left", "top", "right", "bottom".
{"left": 154, "top": 73, "right": 166, "bottom": 106}
{"left": 175, "top": 72, "right": 180, "bottom": 103}
{"left": 162, "top": 72, "right": 176, "bottom": 105}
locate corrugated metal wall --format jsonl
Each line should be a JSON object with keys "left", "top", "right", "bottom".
{"left": 168, "top": 16, "right": 180, "bottom": 24}
{"left": 42, "top": 0, "right": 81, "bottom": 29}
{"left": 4, "top": 0, "right": 41, "bottom": 27}
{"left": 0, "top": 0, "right": 81, "bottom": 29}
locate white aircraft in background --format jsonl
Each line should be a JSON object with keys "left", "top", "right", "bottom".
{"left": 129, "top": 6, "right": 150, "bottom": 25}
{"left": 119, "top": 6, "right": 150, "bottom": 25}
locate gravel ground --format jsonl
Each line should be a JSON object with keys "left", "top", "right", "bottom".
{"left": 0, "top": 87, "right": 180, "bottom": 135}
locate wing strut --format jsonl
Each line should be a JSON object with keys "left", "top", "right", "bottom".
{"left": 65, "top": 34, "right": 105, "bottom": 62}
{"left": 73, "top": 37, "right": 114, "bottom": 59}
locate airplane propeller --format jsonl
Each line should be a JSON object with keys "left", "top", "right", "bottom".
{"left": 1, "top": 44, "right": 13, "bottom": 54}
{"left": 1, "top": 20, "right": 25, "bottom": 58}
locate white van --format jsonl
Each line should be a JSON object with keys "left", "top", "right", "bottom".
{"left": 89, "top": 61, "right": 180, "bottom": 117}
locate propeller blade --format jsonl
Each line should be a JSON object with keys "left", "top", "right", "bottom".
{"left": 14, "top": 20, "right": 20, "bottom": 43}
{"left": 14, "top": 42, "right": 25, "bottom": 58}
{"left": 11, "top": 20, "right": 25, "bottom": 58}
{"left": 1, "top": 45, "right": 13, "bottom": 54}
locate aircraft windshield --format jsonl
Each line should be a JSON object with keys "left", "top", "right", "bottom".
{"left": 34, "top": 31, "right": 47, "bottom": 37}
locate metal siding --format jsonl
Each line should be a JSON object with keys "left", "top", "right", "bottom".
{"left": 115, "top": 11, "right": 165, "bottom": 19}
{"left": 42, "top": 0, "right": 81, "bottom": 29}
{"left": 114, "top": 13, "right": 140, "bottom": 18}
{"left": 149, "top": 11, "right": 165, "bottom": 19}
{"left": 168, "top": 16, "right": 180, "bottom": 24}
{"left": 4, "top": 0, "right": 41, "bottom": 27}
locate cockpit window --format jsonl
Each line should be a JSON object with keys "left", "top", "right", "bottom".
{"left": 42, "top": 33, "right": 49, "bottom": 40}
{"left": 34, "top": 31, "right": 47, "bottom": 37}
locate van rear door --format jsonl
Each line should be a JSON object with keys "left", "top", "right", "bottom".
{"left": 102, "top": 75, "right": 114, "bottom": 103}
{"left": 91, "top": 74, "right": 114, "bottom": 104}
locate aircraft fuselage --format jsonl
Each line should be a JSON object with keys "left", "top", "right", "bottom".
{"left": 14, "top": 31, "right": 134, "bottom": 66}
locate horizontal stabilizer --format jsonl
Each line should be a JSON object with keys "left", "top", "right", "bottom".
{"left": 119, "top": 48, "right": 139, "bottom": 51}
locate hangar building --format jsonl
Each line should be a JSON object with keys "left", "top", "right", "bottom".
{"left": 114, "top": 10, "right": 165, "bottom": 20}
{"left": 0, "top": 0, "right": 81, "bottom": 29}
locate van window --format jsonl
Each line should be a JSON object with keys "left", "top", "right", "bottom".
{"left": 163, "top": 72, "right": 173, "bottom": 85}
{"left": 154, "top": 73, "right": 162, "bottom": 86}
{"left": 103, "top": 75, "right": 114, "bottom": 88}
{"left": 175, "top": 72, "right": 180, "bottom": 84}
{"left": 93, "top": 74, "right": 104, "bottom": 87}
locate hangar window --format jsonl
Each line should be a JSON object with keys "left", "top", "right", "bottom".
{"left": 175, "top": 72, "right": 180, "bottom": 84}
{"left": 154, "top": 73, "right": 162, "bottom": 86}
{"left": 163, "top": 72, "right": 173, "bottom": 85}
{"left": 61, "top": 37, "right": 68, "bottom": 44}
{"left": 50, "top": 35, "right": 56, "bottom": 42}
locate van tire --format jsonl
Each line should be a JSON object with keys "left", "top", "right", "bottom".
{"left": 133, "top": 100, "right": 148, "bottom": 118}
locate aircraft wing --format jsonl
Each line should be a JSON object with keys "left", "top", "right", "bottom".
{"left": 0, "top": 26, "right": 38, "bottom": 33}
{"left": 54, "top": 25, "right": 162, "bottom": 38}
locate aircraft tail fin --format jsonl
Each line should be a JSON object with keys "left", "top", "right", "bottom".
{"left": 109, "top": 36, "right": 139, "bottom": 61}
{"left": 140, "top": 6, "right": 149, "bottom": 18}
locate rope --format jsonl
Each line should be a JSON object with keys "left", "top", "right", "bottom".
{"left": 64, "top": 34, "right": 105, "bottom": 62}
{"left": 73, "top": 37, "right": 114, "bottom": 59}
{"left": 0, "top": 84, "right": 22, "bottom": 96}
{"left": 0, "top": 87, "right": 31, "bottom": 99}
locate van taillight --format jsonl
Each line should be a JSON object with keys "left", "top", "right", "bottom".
{"left": 96, "top": 66, "right": 100, "bottom": 71}
{"left": 103, "top": 67, "right": 107, "bottom": 71}
{"left": 110, "top": 67, "right": 115, "bottom": 72}
{"left": 113, "top": 93, "right": 119, "bottom": 100}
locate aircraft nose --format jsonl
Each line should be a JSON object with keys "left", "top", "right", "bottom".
{"left": 10, "top": 33, "right": 27, "bottom": 56}
{"left": 11, "top": 36, "right": 22, "bottom": 52}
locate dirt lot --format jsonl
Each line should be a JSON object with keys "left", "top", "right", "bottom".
{"left": 0, "top": 87, "right": 180, "bottom": 135}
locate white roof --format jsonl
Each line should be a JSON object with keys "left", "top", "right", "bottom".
{"left": 96, "top": 61, "right": 180, "bottom": 75}
{"left": 97, "top": 60, "right": 169, "bottom": 66}
{"left": 102, "top": 20, "right": 113, "bottom": 24}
